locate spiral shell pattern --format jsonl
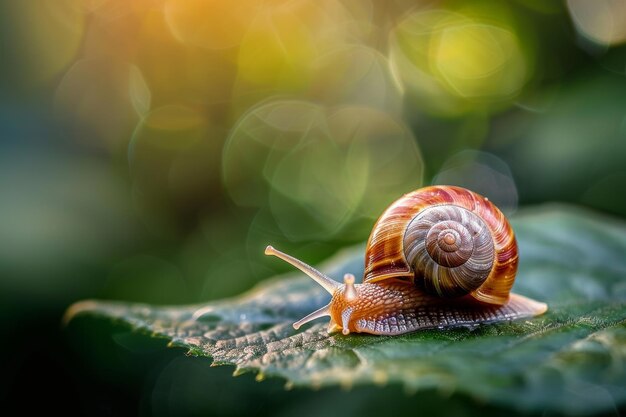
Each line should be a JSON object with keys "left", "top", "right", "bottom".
{"left": 403, "top": 205, "right": 494, "bottom": 297}
{"left": 363, "top": 186, "right": 518, "bottom": 305}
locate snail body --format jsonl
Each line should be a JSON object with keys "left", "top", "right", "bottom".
{"left": 266, "top": 185, "right": 547, "bottom": 336}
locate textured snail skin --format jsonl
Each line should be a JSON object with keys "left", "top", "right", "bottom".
{"left": 265, "top": 185, "right": 547, "bottom": 336}
{"left": 328, "top": 280, "right": 546, "bottom": 336}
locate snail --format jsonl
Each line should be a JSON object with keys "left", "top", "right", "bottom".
{"left": 265, "top": 185, "right": 547, "bottom": 336}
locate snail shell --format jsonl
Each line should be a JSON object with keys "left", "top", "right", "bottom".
{"left": 265, "top": 185, "right": 546, "bottom": 336}
{"left": 364, "top": 185, "right": 516, "bottom": 305}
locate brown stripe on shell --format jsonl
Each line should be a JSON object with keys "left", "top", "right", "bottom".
{"left": 363, "top": 185, "right": 518, "bottom": 306}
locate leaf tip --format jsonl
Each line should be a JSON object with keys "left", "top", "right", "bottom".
{"left": 62, "top": 300, "right": 101, "bottom": 326}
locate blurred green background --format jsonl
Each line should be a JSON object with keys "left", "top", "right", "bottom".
{"left": 1, "top": 0, "right": 625, "bottom": 415}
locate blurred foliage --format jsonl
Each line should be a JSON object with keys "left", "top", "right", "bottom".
{"left": 68, "top": 206, "right": 626, "bottom": 415}
{"left": 0, "top": 0, "right": 625, "bottom": 415}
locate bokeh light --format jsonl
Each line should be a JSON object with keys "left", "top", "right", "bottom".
{"left": 55, "top": 59, "right": 150, "bottom": 150}
{"left": 389, "top": 6, "right": 533, "bottom": 116}
{"left": 432, "top": 150, "right": 518, "bottom": 214}
{"left": 434, "top": 23, "right": 527, "bottom": 100}
{"left": 309, "top": 45, "right": 402, "bottom": 113}
{"left": 3, "top": 0, "right": 85, "bottom": 87}
{"left": 164, "top": 0, "right": 262, "bottom": 50}
{"left": 567, "top": 0, "right": 626, "bottom": 48}
{"left": 223, "top": 100, "right": 423, "bottom": 241}
{"left": 230, "top": 0, "right": 377, "bottom": 116}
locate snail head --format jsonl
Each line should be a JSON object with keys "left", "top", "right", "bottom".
{"left": 264, "top": 245, "right": 362, "bottom": 334}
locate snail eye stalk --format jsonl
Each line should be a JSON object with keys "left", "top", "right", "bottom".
{"left": 265, "top": 245, "right": 341, "bottom": 330}
{"left": 264, "top": 246, "right": 340, "bottom": 294}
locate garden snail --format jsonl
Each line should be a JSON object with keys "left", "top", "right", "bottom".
{"left": 265, "top": 185, "right": 547, "bottom": 336}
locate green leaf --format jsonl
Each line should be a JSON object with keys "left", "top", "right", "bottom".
{"left": 66, "top": 205, "right": 626, "bottom": 414}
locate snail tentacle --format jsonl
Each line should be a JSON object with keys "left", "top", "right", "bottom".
{"left": 342, "top": 273, "right": 357, "bottom": 301}
{"left": 265, "top": 245, "right": 340, "bottom": 294}
{"left": 265, "top": 246, "right": 343, "bottom": 330}
{"left": 293, "top": 304, "right": 332, "bottom": 330}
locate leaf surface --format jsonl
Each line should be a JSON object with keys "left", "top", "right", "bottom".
{"left": 67, "top": 205, "right": 626, "bottom": 413}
